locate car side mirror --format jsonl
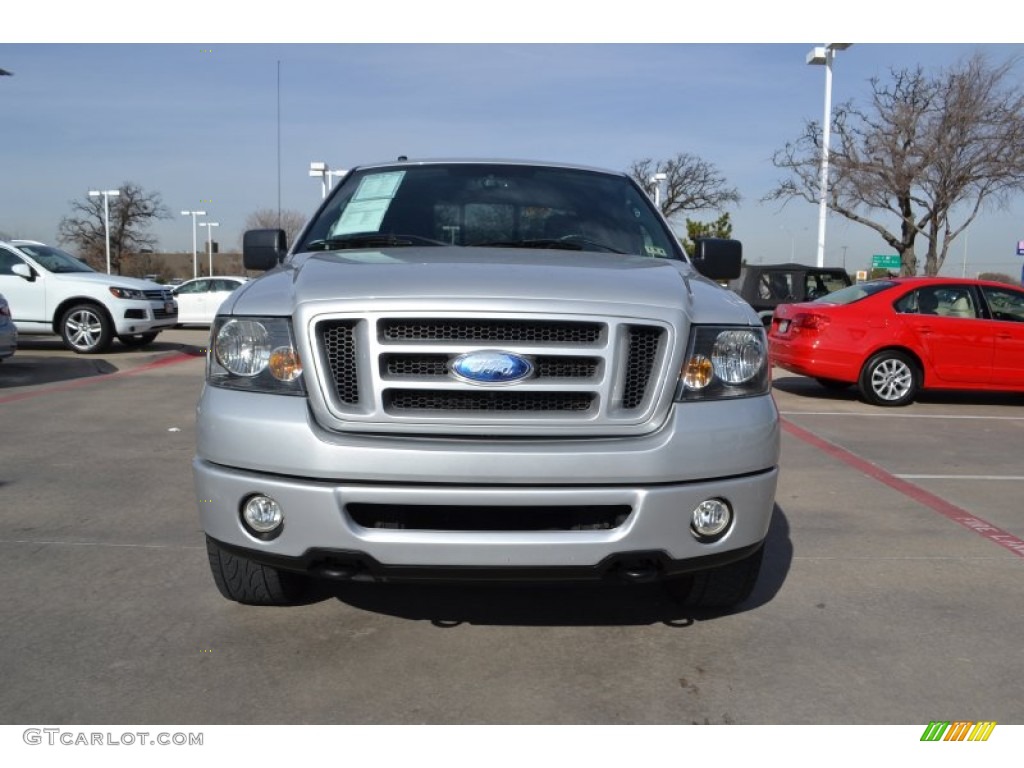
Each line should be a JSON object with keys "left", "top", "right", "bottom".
{"left": 243, "top": 229, "right": 288, "bottom": 271}
{"left": 11, "top": 263, "right": 36, "bottom": 282}
{"left": 691, "top": 238, "right": 742, "bottom": 282}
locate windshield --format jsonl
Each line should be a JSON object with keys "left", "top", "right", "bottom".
{"left": 295, "top": 163, "right": 682, "bottom": 260}
{"left": 15, "top": 243, "right": 95, "bottom": 274}
{"left": 813, "top": 280, "right": 896, "bottom": 305}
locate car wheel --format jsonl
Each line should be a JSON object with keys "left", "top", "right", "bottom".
{"left": 665, "top": 546, "right": 764, "bottom": 610}
{"left": 60, "top": 303, "right": 113, "bottom": 354}
{"left": 205, "top": 536, "right": 310, "bottom": 606}
{"left": 117, "top": 332, "right": 159, "bottom": 348}
{"left": 858, "top": 350, "right": 920, "bottom": 406}
{"left": 815, "top": 377, "right": 851, "bottom": 391}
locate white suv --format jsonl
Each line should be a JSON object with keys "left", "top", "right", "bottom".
{"left": 0, "top": 240, "right": 178, "bottom": 353}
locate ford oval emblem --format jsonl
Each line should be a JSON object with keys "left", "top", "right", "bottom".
{"left": 451, "top": 351, "right": 534, "bottom": 385}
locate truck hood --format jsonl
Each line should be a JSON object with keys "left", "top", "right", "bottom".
{"left": 226, "top": 247, "right": 755, "bottom": 324}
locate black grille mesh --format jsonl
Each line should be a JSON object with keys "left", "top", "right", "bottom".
{"left": 319, "top": 321, "right": 360, "bottom": 404}
{"left": 386, "top": 390, "right": 594, "bottom": 412}
{"left": 380, "top": 319, "right": 602, "bottom": 344}
{"left": 381, "top": 354, "right": 598, "bottom": 379}
{"left": 622, "top": 326, "right": 662, "bottom": 409}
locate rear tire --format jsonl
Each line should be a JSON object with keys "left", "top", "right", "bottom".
{"left": 205, "top": 536, "right": 310, "bottom": 605}
{"left": 666, "top": 546, "right": 764, "bottom": 609}
{"left": 858, "top": 350, "right": 920, "bottom": 406}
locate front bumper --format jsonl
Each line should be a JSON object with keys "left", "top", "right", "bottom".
{"left": 111, "top": 300, "right": 178, "bottom": 334}
{"left": 195, "top": 458, "right": 778, "bottom": 576}
{"left": 194, "top": 385, "right": 779, "bottom": 577}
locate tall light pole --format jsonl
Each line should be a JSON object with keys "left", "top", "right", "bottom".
{"left": 89, "top": 188, "right": 120, "bottom": 274}
{"left": 309, "top": 161, "right": 348, "bottom": 199}
{"left": 649, "top": 172, "right": 668, "bottom": 210}
{"left": 181, "top": 210, "right": 207, "bottom": 279}
{"left": 199, "top": 221, "right": 220, "bottom": 277}
{"left": 807, "top": 43, "right": 852, "bottom": 268}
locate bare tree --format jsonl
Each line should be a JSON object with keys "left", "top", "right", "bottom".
{"left": 243, "top": 208, "right": 308, "bottom": 248}
{"left": 628, "top": 153, "right": 740, "bottom": 220}
{"left": 766, "top": 53, "right": 1024, "bottom": 276}
{"left": 58, "top": 182, "right": 172, "bottom": 274}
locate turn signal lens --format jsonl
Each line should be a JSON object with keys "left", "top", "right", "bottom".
{"left": 269, "top": 346, "right": 303, "bottom": 382}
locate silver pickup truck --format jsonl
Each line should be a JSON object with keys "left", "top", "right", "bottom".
{"left": 194, "top": 159, "right": 779, "bottom": 609}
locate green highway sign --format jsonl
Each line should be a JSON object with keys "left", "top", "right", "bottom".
{"left": 872, "top": 254, "right": 901, "bottom": 270}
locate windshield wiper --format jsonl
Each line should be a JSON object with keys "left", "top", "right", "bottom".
{"left": 468, "top": 236, "right": 625, "bottom": 254}
{"left": 305, "top": 233, "right": 447, "bottom": 251}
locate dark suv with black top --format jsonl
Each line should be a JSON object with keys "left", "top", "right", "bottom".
{"left": 729, "top": 262, "right": 852, "bottom": 326}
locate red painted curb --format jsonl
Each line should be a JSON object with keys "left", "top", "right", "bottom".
{"left": 0, "top": 351, "right": 202, "bottom": 405}
{"left": 782, "top": 417, "right": 1024, "bottom": 559}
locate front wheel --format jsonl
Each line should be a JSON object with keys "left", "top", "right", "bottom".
{"left": 117, "top": 332, "right": 158, "bottom": 348}
{"left": 60, "top": 303, "right": 113, "bottom": 354}
{"left": 205, "top": 536, "right": 310, "bottom": 605}
{"left": 858, "top": 350, "right": 920, "bottom": 406}
{"left": 665, "top": 546, "right": 764, "bottom": 610}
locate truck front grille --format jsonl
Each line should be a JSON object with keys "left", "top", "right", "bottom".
{"left": 380, "top": 318, "right": 602, "bottom": 344}
{"left": 386, "top": 390, "right": 595, "bottom": 412}
{"left": 312, "top": 313, "right": 671, "bottom": 435}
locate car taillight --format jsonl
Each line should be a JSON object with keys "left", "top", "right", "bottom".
{"left": 792, "top": 312, "right": 830, "bottom": 332}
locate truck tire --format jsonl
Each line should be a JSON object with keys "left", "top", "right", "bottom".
{"left": 60, "top": 303, "right": 113, "bottom": 354}
{"left": 205, "top": 536, "right": 310, "bottom": 605}
{"left": 666, "top": 546, "right": 764, "bottom": 610}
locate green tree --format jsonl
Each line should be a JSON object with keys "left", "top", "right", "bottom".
{"left": 681, "top": 212, "right": 733, "bottom": 254}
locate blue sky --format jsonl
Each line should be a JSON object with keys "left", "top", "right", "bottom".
{"left": 3, "top": 7, "right": 1023, "bottom": 277}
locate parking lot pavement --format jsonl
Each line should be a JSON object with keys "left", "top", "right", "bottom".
{"left": 0, "top": 329, "right": 211, "bottom": 394}
{"left": 0, "top": 352, "right": 1021, "bottom": 725}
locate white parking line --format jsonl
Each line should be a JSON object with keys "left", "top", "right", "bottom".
{"left": 779, "top": 410, "right": 1024, "bottom": 421}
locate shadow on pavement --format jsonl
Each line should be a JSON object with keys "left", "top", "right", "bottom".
{"left": 772, "top": 373, "right": 1024, "bottom": 408}
{"left": 0, "top": 339, "right": 204, "bottom": 389}
{"left": 313, "top": 505, "right": 793, "bottom": 628}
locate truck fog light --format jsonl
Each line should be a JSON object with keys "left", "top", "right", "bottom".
{"left": 691, "top": 498, "right": 732, "bottom": 540}
{"left": 242, "top": 494, "right": 284, "bottom": 537}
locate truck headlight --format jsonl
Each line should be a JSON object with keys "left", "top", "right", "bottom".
{"left": 676, "top": 326, "right": 769, "bottom": 401}
{"left": 208, "top": 317, "right": 305, "bottom": 395}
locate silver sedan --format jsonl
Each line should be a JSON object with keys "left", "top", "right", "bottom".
{"left": 0, "top": 292, "right": 17, "bottom": 361}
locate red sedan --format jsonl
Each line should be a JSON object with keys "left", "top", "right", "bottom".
{"left": 769, "top": 277, "right": 1024, "bottom": 406}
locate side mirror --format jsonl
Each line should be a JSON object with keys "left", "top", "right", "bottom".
{"left": 691, "top": 238, "right": 742, "bottom": 282}
{"left": 11, "top": 263, "right": 36, "bottom": 282}
{"left": 243, "top": 229, "right": 287, "bottom": 271}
